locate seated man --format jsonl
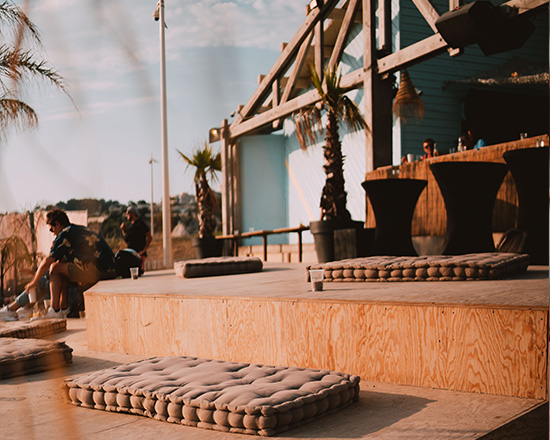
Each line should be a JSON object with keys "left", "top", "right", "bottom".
{"left": 12, "top": 209, "right": 116, "bottom": 320}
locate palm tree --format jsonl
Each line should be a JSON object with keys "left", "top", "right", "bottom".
{"left": 177, "top": 142, "right": 222, "bottom": 239}
{"left": 294, "top": 65, "right": 367, "bottom": 224}
{"left": 0, "top": 1, "right": 67, "bottom": 140}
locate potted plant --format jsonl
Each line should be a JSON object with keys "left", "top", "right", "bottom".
{"left": 294, "top": 65, "right": 368, "bottom": 262}
{"left": 177, "top": 142, "right": 223, "bottom": 259}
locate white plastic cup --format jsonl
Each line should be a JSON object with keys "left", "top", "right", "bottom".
{"left": 407, "top": 153, "right": 414, "bottom": 163}
{"left": 310, "top": 269, "right": 324, "bottom": 292}
{"left": 28, "top": 287, "right": 37, "bottom": 304}
{"left": 130, "top": 267, "right": 139, "bottom": 280}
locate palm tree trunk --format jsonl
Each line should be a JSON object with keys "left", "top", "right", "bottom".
{"left": 321, "top": 110, "right": 351, "bottom": 223}
{"left": 197, "top": 176, "right": 215, "bottom": 238}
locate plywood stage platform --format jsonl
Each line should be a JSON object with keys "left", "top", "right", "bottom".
{"left": 85, "top": 263, "right": 548, "bottom": 402}
{"left": 1, "top": 317, "right": 547, "bottom": 440}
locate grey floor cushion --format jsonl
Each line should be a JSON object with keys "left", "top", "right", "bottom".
{"left": 0, "top": 337, "right": 73, "bottom": 379}
{"left": 63, "top": 356, "right": 360, "bottom": 436}
{"left": 0, "top": 318, "right": 67, "bottom": 339}
{"left": 174, "top": 256, "right": 263, "bottom": 278}
{"left": 307, "top": 253, "right": 530, "bottom": 282}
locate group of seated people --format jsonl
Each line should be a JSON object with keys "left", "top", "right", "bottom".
{"left": 0, "top": 207, "right": 152, "bottom": 322}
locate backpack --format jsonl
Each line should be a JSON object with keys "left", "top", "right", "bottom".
{"left": 115, "top": 249, "right": 142, "bottom": 278}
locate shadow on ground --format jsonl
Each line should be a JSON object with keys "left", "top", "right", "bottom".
{"left": 283, "top": 390, "right": 434, "bottom": 438}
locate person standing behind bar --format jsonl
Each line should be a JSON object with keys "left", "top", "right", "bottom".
{"left": 402, "top": 138, "right": 439, "bottom": 163}
{"left": 421, "top": 138, "right": 439, "bottom": 159}
{"left": 463, "top": 129, "right": 487, "bottom": 150}
{"left": 120, "top": 206, "right": 152, "bottom": 272}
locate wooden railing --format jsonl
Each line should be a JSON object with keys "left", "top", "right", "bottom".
{"left": 364, "top": 135, "right": 549, "bottom": 236}
{"left": 216, "top": 225, "right": 310, "bottom": 262}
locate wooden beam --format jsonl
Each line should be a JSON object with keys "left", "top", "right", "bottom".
{"left": 281, "top": 33, "right": 313, "bottom": 105}
{"left": 229, "top": 67, "right": 364, "bottom": 139}
{"left": 258, "top": 74, "right": 310, "bottom": 90}
{"left": 411, "top": 0, "right": 441, "bottom": 32}
{"left": 378, "top": 0, "right": 392, "bottom": 52}
{"left": 377, "top": 33, "right": 448, "bottom": 75}
{"left": 363, "top": 0, "right": 375, "bottom": 172}
{"left": 504, "top": 0, "right": 549, "bottom": 11}
{"left": 328, "top": 0, "right": 360, "bottom": 69}
{"left": 220, "top": 119, "right": 230, "bottom": 236}
{"left": 231, "top": 0, "right": 339, "bottom": 127}
{"left": 314, "top": 0, "right": 325, "bottom": 80}
{"left": 328, "top": 7, "right": 362, "bottom": 22}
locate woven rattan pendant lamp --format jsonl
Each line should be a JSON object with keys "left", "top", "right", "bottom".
{"left": 392, "top": 70, "right": 424, "bottom": 122}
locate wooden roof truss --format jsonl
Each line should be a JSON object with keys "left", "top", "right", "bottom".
{"left": 225, "top": 0, "right": 548, "bottom": 141}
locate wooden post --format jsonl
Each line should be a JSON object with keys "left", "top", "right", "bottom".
{"left": 363, "top": 0, "right": 394, "bottom": 172}
{"left": 262, "top": 233, "right": 268, "bottom": 261}
{"left": 220, "top": 119, "right": 230, "bottom": 236}
{"left": 298, "top": 229, "right": 303, "bottom": 262}
{"left": 232, "top": 141, "right": 242, "bottom": 237}
{"left": 315, "top": 0, "right": 324, "bottom": 80}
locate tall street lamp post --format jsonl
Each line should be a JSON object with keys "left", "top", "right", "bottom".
{"left": 153, "top": 0, "right": 172, "bottom": 268}
{"left": 148, "top": 153, "right": 157, "bottom": 237}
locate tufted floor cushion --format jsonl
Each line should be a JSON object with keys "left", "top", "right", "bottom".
{"left": 307, "top": 253, "right": 529, "bottom": 282}
{"left": 0, "top": 318, "right": 67, "bottom": 339}
{"left": 174, "top": 256, "right": 263, "bottom": 279}
{"left": 62, "top": 356, "right": 360, "bottom": 436}
{"left": 0, "top": 337, "right": 73, "bottom": 379}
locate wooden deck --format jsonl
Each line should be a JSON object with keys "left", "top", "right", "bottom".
{"left": 2, "top": 264, "right": 548, "bottom": 439}
{"left": 1, "top": 316, "right": 547, "bottom": 440}
{"left": 85, "top": 263, "right": 548, "bottom": 401}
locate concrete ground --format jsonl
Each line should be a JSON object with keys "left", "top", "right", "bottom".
{"left": 1, "top": 263, "right": 548, "bottom": 439}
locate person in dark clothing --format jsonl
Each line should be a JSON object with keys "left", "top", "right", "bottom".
{"left": 120, "top": 206, "right": 152, "bottom": 271}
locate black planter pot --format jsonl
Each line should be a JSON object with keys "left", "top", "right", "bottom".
{"left": 310, "top": 219, "right": 368, "bottom": 263}
{"left": 192, "top": 236, "right": 223, "bottom": 259}
{"left": 310, "top": 220, "right": 336, "bottom": 263}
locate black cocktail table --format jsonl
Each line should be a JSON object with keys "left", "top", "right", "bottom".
{"left": 503, "top": 147, "right": 549, "bottom": 264}
{"left": 430, "top": 161, "right": 508, "bottom": 255}
{"left": 361, "top": 178, "right": 427, "bottom": 256}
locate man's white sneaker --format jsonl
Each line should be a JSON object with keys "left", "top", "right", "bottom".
{"left": 0, "top": 306, "right": 18, "bottom": 321}
{"left": 16, "top": 307, "right": 33, "bottom": 320}
{"left": 31, "top": 307, "right": 64, "bottom": 320}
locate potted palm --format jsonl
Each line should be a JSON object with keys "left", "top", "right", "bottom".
{"left": 177, "top": 142, "right": 223, "bottom": 259}
{"left": 294, "top": 65, "right": 368, "bottom": 262}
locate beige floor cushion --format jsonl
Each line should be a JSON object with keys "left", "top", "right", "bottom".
{"left": 307, "top": 253, "right": 530, "bottom": 282}
{"left": 174, "top": 256, "right": 263, "bottom": 278}
{"left": 63, "top": 356, "right": 360, "bottom": 436}
{"left": 0, "top": 337, "right": 73, "bottom": 379}
{"left": 0, "top": 318, "right": 67, "bottom": 339}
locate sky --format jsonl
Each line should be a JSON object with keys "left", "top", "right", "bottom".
{"left": 0, "top": 0, "right": 305, "bottom": 213}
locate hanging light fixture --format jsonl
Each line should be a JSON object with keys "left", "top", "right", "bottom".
{"left": 392, "top": 70, "right": 424, "bottom": 122}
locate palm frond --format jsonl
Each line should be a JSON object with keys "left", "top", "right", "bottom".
{"left": 309, "top": 65, "right": 324, "bottom": 96}
{"left": 0, "top": 1, "right": 41, "bottom": 45}
{"left": 293, "top": 106, "right": 322, "bottom": 150}
{"left": 0, "top": 96, "right": 37, "bottom": 137}
{"left": 338, "top": 95, "right": 368, "bottom": 133}
{"left": 0, "top": 45, "right": 66, "bottom": 91}
{"left": 178, "top": 142, "right": 221, "bottom": 185}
